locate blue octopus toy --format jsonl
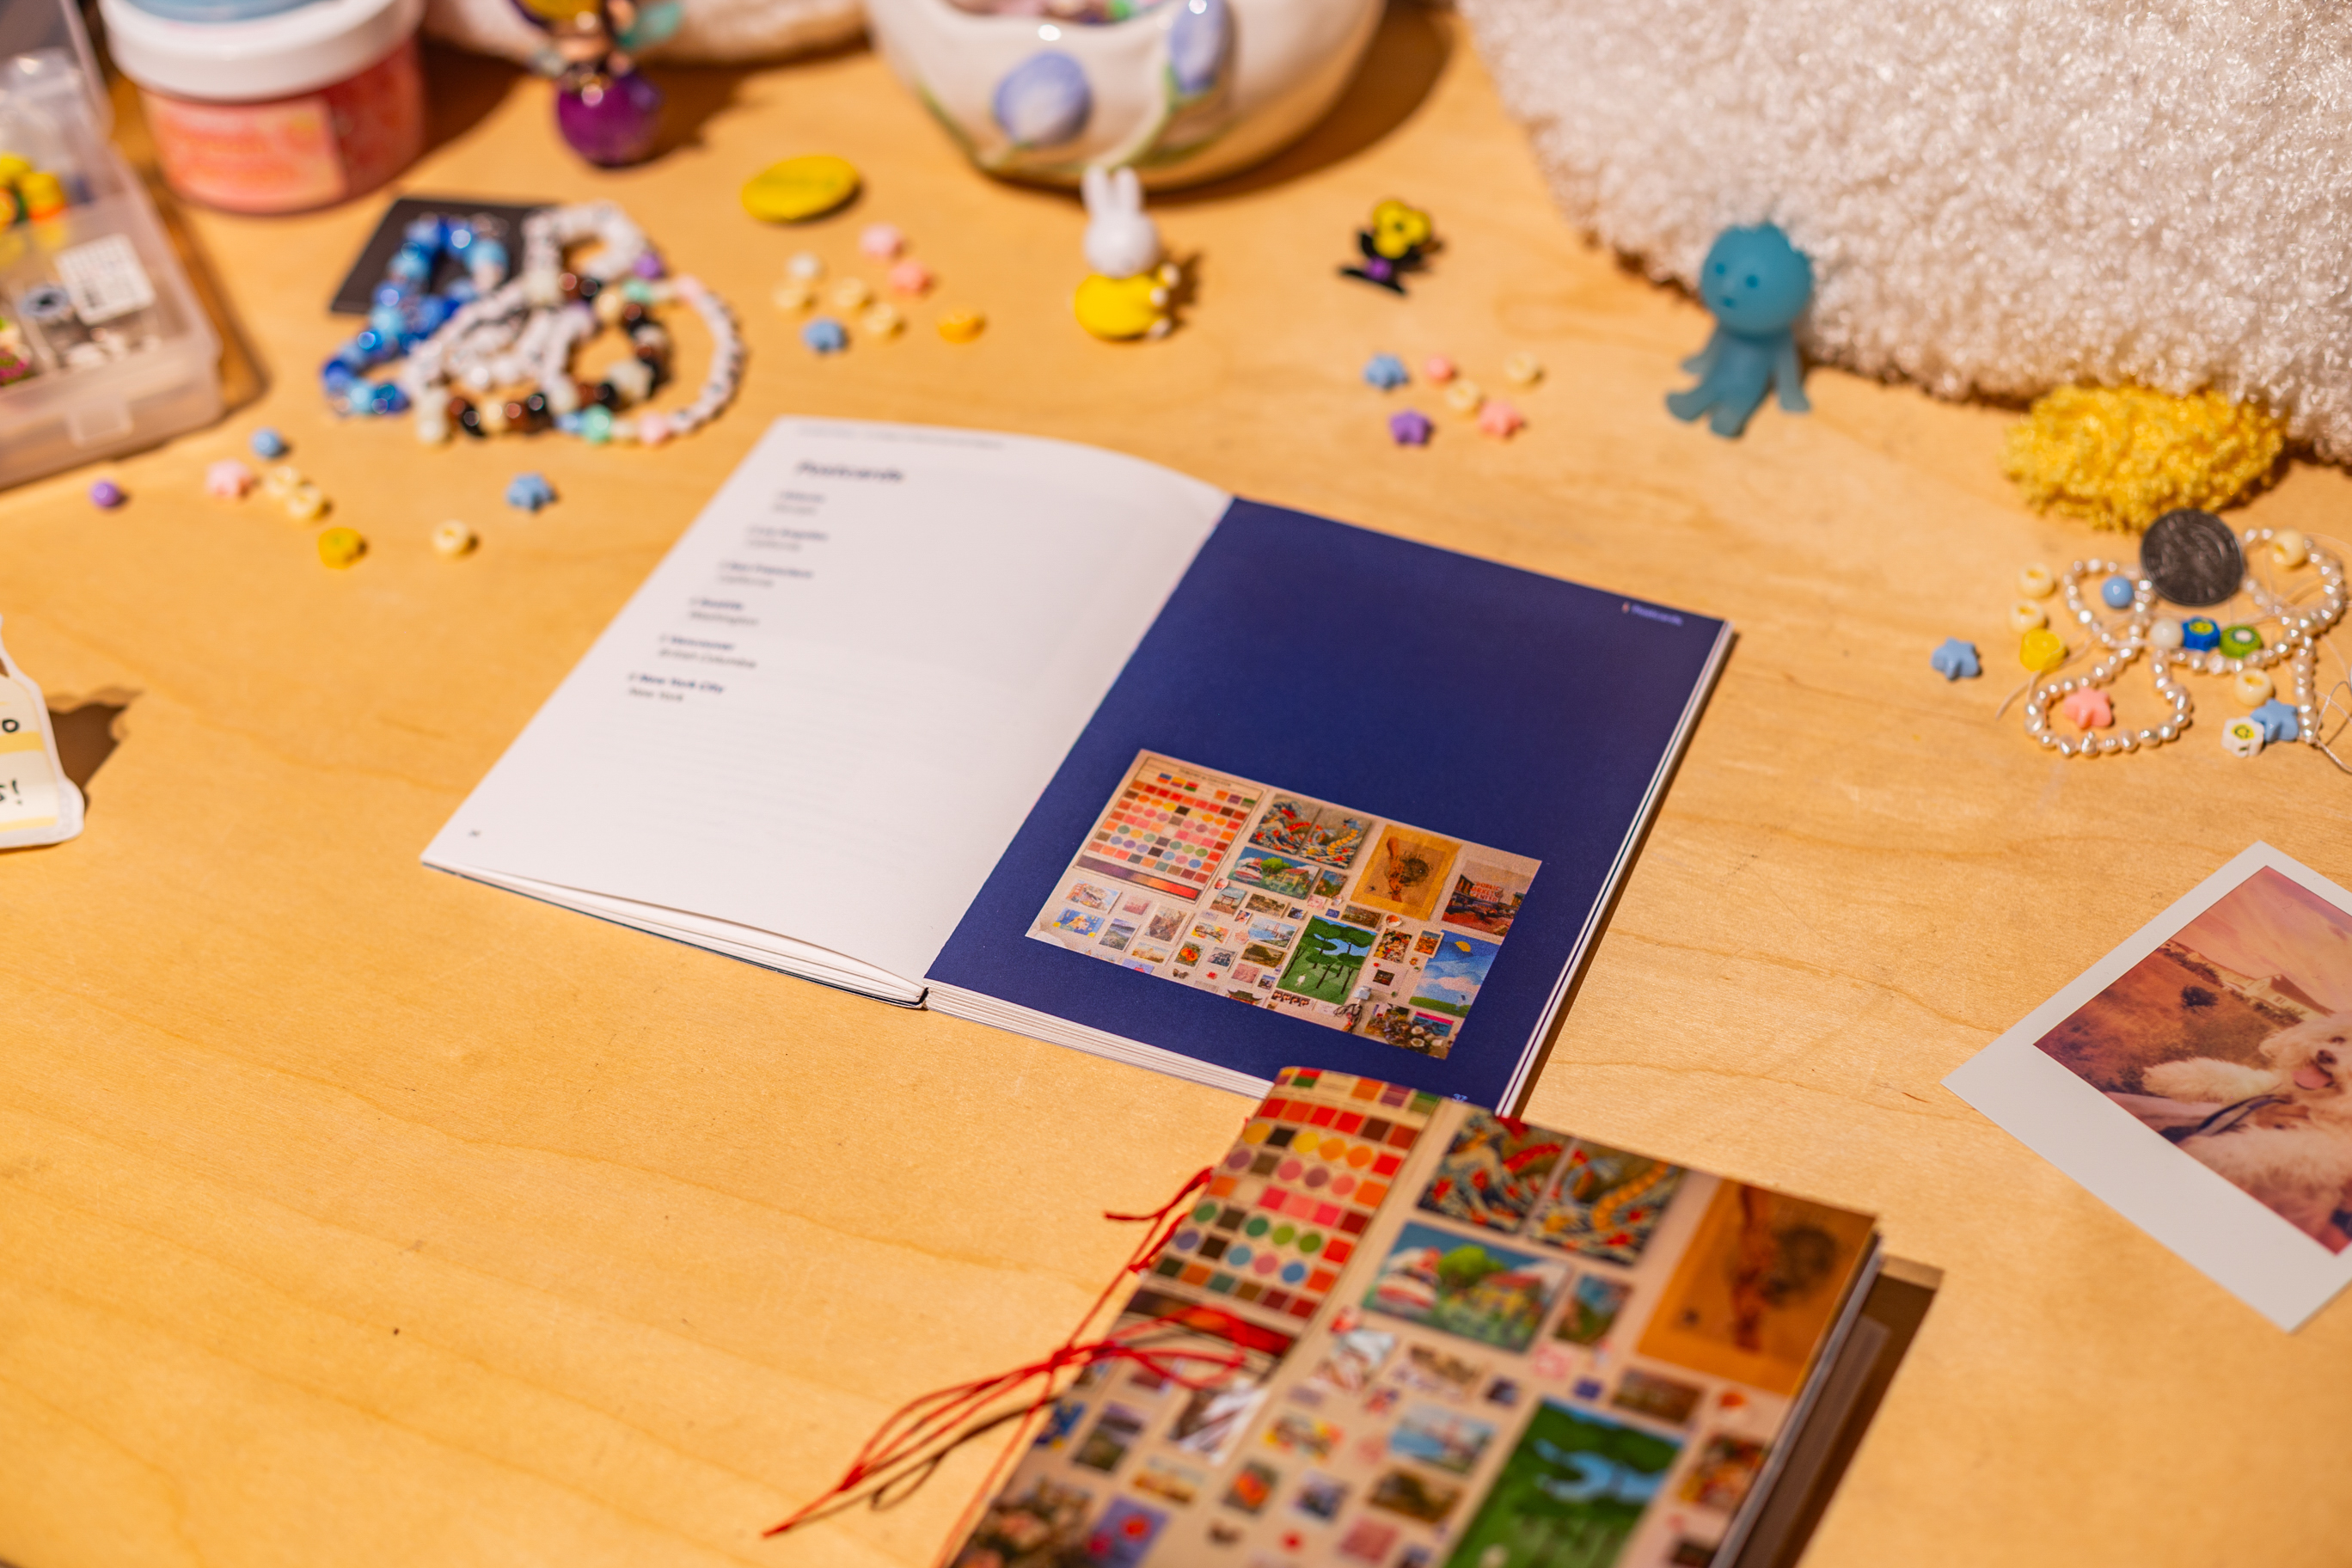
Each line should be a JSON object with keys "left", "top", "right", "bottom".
{"left": 1668, "top": 224, "right": 1814, "bottom": 438}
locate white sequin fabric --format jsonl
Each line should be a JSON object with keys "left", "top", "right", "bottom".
{"left": 1456, "top": 0, "right": 2352, "bottom": 458}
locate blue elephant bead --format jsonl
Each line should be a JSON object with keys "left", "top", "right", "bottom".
{"left": 994, "top": 52, "right": 1092, "bottom": 149}
{"left": 2182, "top": 616, "right": 2221, "bottom": 651}
{"left": 2250, "top": 699, "right": 2300, "bottom": 742}
{"left": 1167, "top": 0, "right": 1230, "bottom": 99}
{"left": 1363, "top": 352, "right": 1408, "bottom": 390}
{"left": 1931, "top": 638, "right": 1981, "bottom": 680}
{"left": 2100, "top": 573, "right": 2135, "bottom": 609}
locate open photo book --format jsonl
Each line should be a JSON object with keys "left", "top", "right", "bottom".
{"left": 425, "top": 420, "right": 1730, "bottom": 1106}
{"left": 951, "top": 1067, "right": 1886, "bottom": 1568}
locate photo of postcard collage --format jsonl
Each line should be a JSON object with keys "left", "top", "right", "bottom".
{"left": 1030, "top": 753, "right": 1542, "bottom": 1058}
{"left": 956, "top": 1069, "right": 1877, "bottom": 1568}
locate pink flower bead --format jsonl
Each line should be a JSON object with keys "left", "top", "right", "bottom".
{"left": 2059, "top": 688, "right": 2113, "bottom": 730}
{"left": 1478, "top": 401, "right": 1524, "bottom": 439}
{"left": 887, "top": 259, "right": 934, "bottom": 297}
{"left": 860, "top": 224, "right": 905, "bottom": 260}
{"left": 205, "top": 459, "right": 255, "bottom": 499}
{"left": 636, "top": 412, "right": 671, "bottom": 446}
{"left": 1423, "top": 355, "right": 1456, "bottom": 383}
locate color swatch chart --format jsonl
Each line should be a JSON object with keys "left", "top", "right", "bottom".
{"left": 1152, "top": 1069, "right": 1439, "bottom": 1326}
{"left": 1074, "top": 755, "right": 1260, "bottom": 901}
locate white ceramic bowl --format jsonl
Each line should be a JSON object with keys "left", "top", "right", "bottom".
{"left": 862, "top": 0, "right": 1382, "bottom": 188}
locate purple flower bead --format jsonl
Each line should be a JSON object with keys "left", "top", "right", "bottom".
{"left": 1388, "top": 409, "right": 1433, "bottom": 446}
{"left": 89, "top": 479, "right": 125, "bottom": 508}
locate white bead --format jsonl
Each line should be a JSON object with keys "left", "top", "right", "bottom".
{"left": 545, "top": 377, "right": 580, "bottom": 415}
{"left": 830, "top": 277, "right": 872, "bottom": 310}
{"left": 2220, "top": 718, "right": 2265, "bottom": 757}
{"left": 787, "top": 252, "right": 824, "bottom": 281}
{"left": 2008, "top": 600, "right": 2047, "bottom": 633}
{"left": 432, "top": 519, "right": 476, "bottom": 557}
{"left": 605, "top": 357, "right": 655, "bottom": 403}
{"left": 2273, "top": 528, "right": 2308, "bottom": 568}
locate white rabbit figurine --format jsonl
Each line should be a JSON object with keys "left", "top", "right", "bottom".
{"left": 1075, "top": 164, "right": 1184, "bottom": 340}
{"left": 1081, "top": 165, "right": 1163, "bottom": 279}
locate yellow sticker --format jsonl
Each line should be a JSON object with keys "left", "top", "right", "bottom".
{"left": 741, "top": 156, "right": 861, "bottom": 224}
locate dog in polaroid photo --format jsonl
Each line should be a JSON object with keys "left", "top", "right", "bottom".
{"left": 2141, "top": 1011, "right": 2352, "bottom": 1247}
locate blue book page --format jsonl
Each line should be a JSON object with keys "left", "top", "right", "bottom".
{"left": 925, "top": 499, "right": 1729, "bottom": 1106}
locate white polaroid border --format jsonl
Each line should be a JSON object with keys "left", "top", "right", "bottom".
{"left": 1945, "top": 842, "right": 2352, "bottom": 1331}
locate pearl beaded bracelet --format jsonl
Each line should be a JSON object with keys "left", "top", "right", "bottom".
{"left": 2018, "top": 527, "right": 2347, "bottom": 760}
{"left": 356, "top": 202, "right": 742, "bottom": 448}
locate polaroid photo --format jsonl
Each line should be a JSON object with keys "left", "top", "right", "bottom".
{"left": 1945, "top": 842, "right": 2352, "bottom": 1329}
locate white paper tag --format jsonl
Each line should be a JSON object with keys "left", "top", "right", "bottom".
{"left": 0, "top": 616, "right": 83, "bottom": 848}
{"left": 55, "top": 234, "right": 157, "bottom": 325}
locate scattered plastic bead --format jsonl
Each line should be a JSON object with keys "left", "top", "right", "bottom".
{"left": 316, "top": 526, "right": 364, "bottom": 568}
{"left": 2218, "top": 623, "right": 2263, "bottom": 658}
{"left": 505, "top": 472, "right": 556, "bottom": 511}
{"left": 1423, "top": 355, "right": 1456, "bottom": 384}
{"left": 2221, "top": 716, "right": 2265, "bottom": 757}
{"left": 2099, "top": 573, "right": 2135, "bottom": 609}
{"left": 285, "top": 483, "right": 328, "bottom": 522}
{"left": 250, "top": 427, "right": 289, "bottom": 459}
{"left": 887, "top": 259, "right": 933, "bottom": 297}
{"left": 89, "top": 479, "right": 125, "bottom": 509}
{"left": 432, "top": 519, "right": 476, "bottom": 557}
{"left": 786, "top": 251, "right": 824, "bottom": 282}
{"left": 1443, "top": 379, "right": 1485, "bottom": 415}
{"left": 1502, "top": 352, "right": 1543, "bottom": 388}
{"left": 1362, "top": 352, "right": 1408, "bottom": 391}
{"left": 2234, "top": 669, "right": 2275, "bottom": 707}
{"left": 579, "top": 405, "right": 615, "bottom": 444}
{"left": 2147, "top": 617, "right": 2184, "bottom": 651}
{"left": 2181, "top": 616, "right": 2220, "bottom": 652}
{"left": 2017, "top": 564, "right": 2055, "bottom": 599}
{"left": 937, "top": 309, "right": 986, "bottom": 344}
{"left": 830, "top": 277, "right": 872, "bottom": 311}
{"left": 1388, "top": 408, "right": 1433, "bottom": 446}
{"left": 2008, "top": 600, "right": 2047, "bottom": 634}
{"left": 1478, "top": 401, "right": 1524, "bottom": 439}
{"left": 637, "top": 412, "right": 672, "bottom": 446}
{"left": 803, "top": 316, "right": 848, "bottom": 354}
{"left": 2251, "top": 699, "right": 2300, "bottom": 743}
{"left": 2271, "top": 528, "right": 2309, "bottom": 568}
{"left": 2059, "top": 688, "right": 2113, "bottom": 730}
{"left": 1931, "top": 638, "right": 1981, "bottom": 680}
{"left": 860, "top": 223, "right": 905, "bottom": 260}
{"left": 772, "top": 278, "right": 815, "bottom": 313}
{"left": 2019, "top": 628, "right": 2066, "bottom": 672}
{"left": 205, "top": 459, "right": 255, "bottom": 499}
{"left": 263, "top": 463, "right": 303, "bottom": 499}
{"left": 742, "top": 156, "right": 861, "bottom": 224}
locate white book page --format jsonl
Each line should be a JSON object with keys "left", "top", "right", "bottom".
{"left": 425, "top": 418, "right": 1230, "bottom": 982}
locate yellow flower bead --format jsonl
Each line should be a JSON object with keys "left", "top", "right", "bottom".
{"left": 1444, "top": 379, "right": 1485, "bottom": 415}
{"left": 2019, "top": 628, "right": 2066, "bottom": 672}
{"left": 1502, "top": 352, "right": 1543, "bottom": 388}
{"left": 317, "top": 526, "right": 364, "bottom": 568}
{"left": 937, "top": 309, "right": 986, "bottom": 344}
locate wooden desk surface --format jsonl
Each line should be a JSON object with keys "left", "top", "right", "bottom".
{"left": 6, "top": 9, "right": 2350, "bottom": 1565}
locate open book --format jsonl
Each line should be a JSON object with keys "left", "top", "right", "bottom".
{"left": 426, "top": 420, "right": 1729, "bottom": 1107}
{"left": 951, "top": 1067, "right": 1883, "bottom": 1568}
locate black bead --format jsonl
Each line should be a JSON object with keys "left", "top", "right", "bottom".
{"left": 456, "top": 401, "right": 484, "bottom": 438}
{"left": 620, "top": 302, "right": 646, "bottom": 327}
{"left": 523, "top": 391, "right": 549, "bottom": 419}
{"left": 577, "top": 274, "right": 603, "bottom": 302}
{"left": 592, "top": 382, "right": 620, "bottom": 409}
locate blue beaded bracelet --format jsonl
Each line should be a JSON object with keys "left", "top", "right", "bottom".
{"left": 322, "top": 215, "right": 511, "bottom": 419}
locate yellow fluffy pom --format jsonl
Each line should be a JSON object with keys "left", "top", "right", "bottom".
{"left": 2003, "top": 386, "right": 2285, "bottom": 533}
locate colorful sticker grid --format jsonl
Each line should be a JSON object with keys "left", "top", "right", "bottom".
{"left": 1029, "top": 751, "right": 1541, "bottom": 1057}
{"left": 1153, "top": 1069, "right": 1438, "bottom": 1326}
{"left": 1073, "top": 756, "right": 1260, "bottom": 900}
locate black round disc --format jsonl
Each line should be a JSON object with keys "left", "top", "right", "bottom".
{"left": 2140, "top": 509, "right": 2245, "bottom": 608}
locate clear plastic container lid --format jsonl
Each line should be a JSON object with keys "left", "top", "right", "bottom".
{"left": 0, "top": 0, "right": 107, "bottom": 128}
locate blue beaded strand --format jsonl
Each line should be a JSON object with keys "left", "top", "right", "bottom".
{"left": 322, "top": 215, "right": 511, "bottom": 418}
